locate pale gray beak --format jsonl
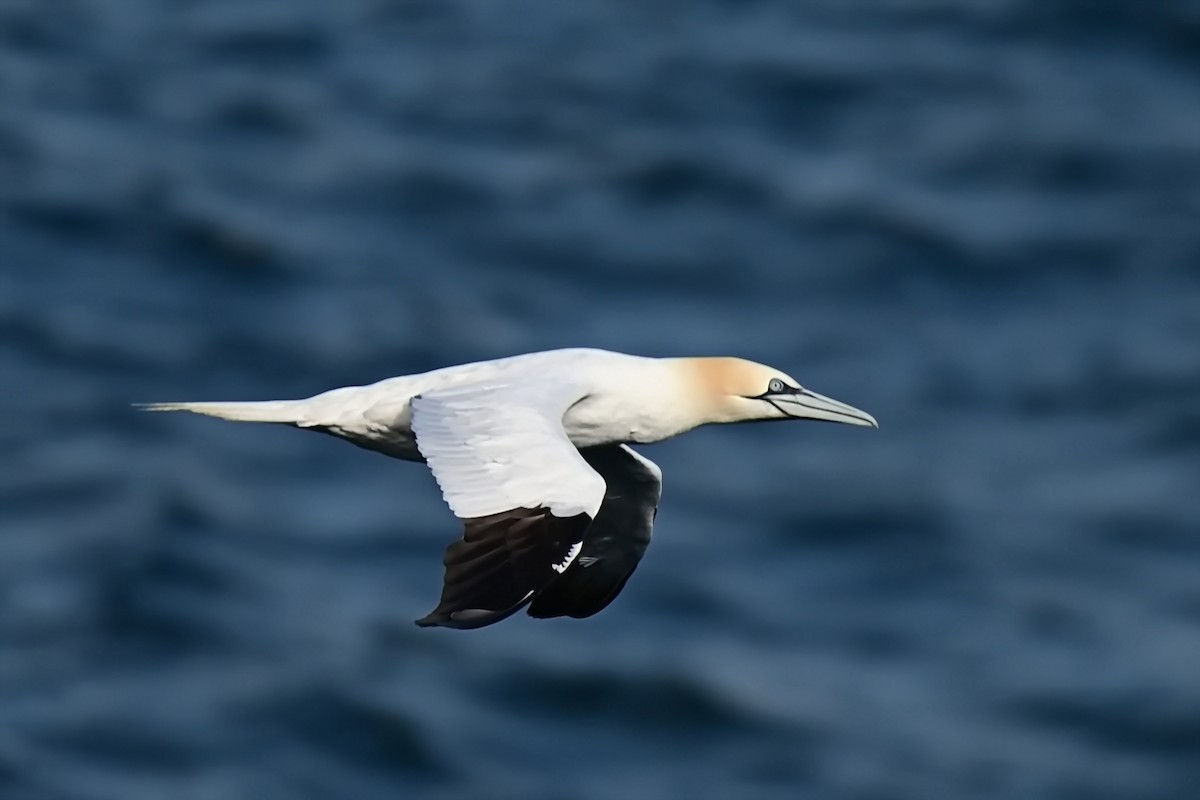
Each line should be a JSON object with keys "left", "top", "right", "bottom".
{"left": 769, "top": 389, "right": 878, "bottom": 428}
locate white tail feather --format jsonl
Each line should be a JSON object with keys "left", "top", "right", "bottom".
{"left": 134, "top": 400, "right": 305, "bottom": 424}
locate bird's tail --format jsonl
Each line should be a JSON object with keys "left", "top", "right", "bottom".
{"left": 135, "top": 399, "right": 307, "bottom": 424}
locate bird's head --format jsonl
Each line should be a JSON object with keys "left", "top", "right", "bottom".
{"left": 679, "top": 357, "right": 878, "bottom": 428}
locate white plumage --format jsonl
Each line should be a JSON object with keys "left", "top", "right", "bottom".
{"left": 410, "top": 380, "right": 606, "bottom": 520}
{"left": 140, "top": 347, "right": 876, "bottom": 629}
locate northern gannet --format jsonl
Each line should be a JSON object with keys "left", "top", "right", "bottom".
{"left": 141, "top": 348, "right": 876, "bottom": 629}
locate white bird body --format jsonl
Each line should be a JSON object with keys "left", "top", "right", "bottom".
{"left": 142, "top": 347, "right": 876, "bottom": 629}
{"left": 322, "top": 349, "right": 703, "bottom": 454}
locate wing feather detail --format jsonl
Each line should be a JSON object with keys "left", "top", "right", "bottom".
{"left": 411, "top": 381, "right": 604, "bottom": 520}
{"left": 528, "top": 445, "right": 662, "bottom": 620}
{"left": 410, "top": 381, "right": 608, "bottom": 628}
{"left": 416, "top": 508, "right": 592, "bottom": 629}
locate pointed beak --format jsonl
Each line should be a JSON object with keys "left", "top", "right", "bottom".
{"left": 772, "top": 389, "right": 878, "bottom": 428}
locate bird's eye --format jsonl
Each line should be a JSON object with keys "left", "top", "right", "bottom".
{"left": 768, "top": 378, "right": 786, "bottom": 393}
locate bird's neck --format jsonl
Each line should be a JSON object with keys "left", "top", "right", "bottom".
{"left": 562, "top": 359, "right": 712, "bottom": 447}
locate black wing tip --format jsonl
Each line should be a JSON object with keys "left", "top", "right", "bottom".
{"left": 414, "top": 610, "right": 449, "bottom": 628}
{"left": 414, "top": 611, "right": 494, "bottom": 630}
{"left": 416, "top": 507, "right": 591, "bottom": 630}
{"left": 414, "top": 593, "right": 534, "bottom": 630}
{"left": 412, "top": 610, "right": 514, "bottom": 630}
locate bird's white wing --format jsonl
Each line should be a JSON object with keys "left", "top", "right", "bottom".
{"left": 409, "top": 379, "right": 606, "bottom": 628}
{"left": 410, "top": 379, "right": 604, "bottom": 520}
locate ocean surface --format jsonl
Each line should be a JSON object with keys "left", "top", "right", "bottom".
{"left": 2, "top": 1, "right": 1200, "bottom": 798}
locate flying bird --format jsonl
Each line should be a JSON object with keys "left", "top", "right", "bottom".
{"left": 141, "top": 348, "right": 876, "bottom": 629}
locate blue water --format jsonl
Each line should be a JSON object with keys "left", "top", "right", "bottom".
{"left": 3, "top": 1, "right": 1200, "bottom": 798}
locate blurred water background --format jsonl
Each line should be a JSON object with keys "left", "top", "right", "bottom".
{"left": 2, "top": 1, "right": 1200, "bottom": 798}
